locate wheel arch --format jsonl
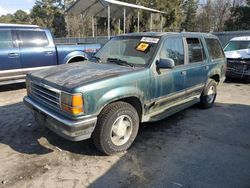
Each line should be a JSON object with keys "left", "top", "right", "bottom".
{"left": 95, "top": 88, "right": 144, "bottom": 122}
{"left": 63, "top": 51, "right": 89, "bottom": 64}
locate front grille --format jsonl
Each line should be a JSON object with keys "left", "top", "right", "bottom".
{"left": 227, "top": 58, "right": 250, "bottom": 74}
{"left": 30, "top": 82, "right": 61, "bottom": 109}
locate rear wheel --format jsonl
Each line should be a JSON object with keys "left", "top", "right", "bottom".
{"left": 199, "top": 79, "right": 217, "bottom": 109}
{"left": 92, "top": 102, "right": 139, "bottom": 155}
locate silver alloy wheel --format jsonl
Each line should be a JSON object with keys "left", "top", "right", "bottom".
{"left": 207, "top": 85, "right": 216, "bottom": 103}
{"left": 110, "top": 115, "right": 133, "bottom": 146}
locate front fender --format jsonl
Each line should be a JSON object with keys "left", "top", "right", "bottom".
{"left": 62, "top": 51, "right": 89, "bottom": 64}
{"left": 95, "top": 86, "right": 144, "bottom": 114}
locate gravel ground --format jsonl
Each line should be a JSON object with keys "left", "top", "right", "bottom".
{"left": 0, "top": 80, "right": 249, "bottom": 188}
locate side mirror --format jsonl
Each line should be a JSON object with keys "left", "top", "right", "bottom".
{"left": 157, "top": 58, "right": 175, "bottom": 69}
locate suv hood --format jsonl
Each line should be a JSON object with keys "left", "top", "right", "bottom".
{"left": 29, "top": 61, "right": 140, "bottom": 89}
{"left": 225, "top": 49, "right": 250, "bottom": 59}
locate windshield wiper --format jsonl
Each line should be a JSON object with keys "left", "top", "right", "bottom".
{"left": 107, "top": 58, "right": 134, "bottom": 67}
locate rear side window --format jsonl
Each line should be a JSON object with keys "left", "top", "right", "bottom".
{"left": 19, "top": 30, "right": 49, "bottom": 47}
{"left": 186, "top": 38, "right": 205, "bottom": 63}
{"left": 160, "top": 37, "right": 185, "bottom": 66}
{"left": 0, "top": 30, "right": 13, "bottom": 48}
{"left": 205, "top": 38, "right": 224, "bottom": 60}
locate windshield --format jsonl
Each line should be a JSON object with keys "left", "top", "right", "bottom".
{"left": 224, "top": 41, "right": 250, "bottom": 52}
{"left": 94, "top": 36, "right": 160, "bottom": 66}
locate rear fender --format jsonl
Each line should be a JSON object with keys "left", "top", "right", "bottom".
{"left": 63, "top": 51, "right": 89, "bottom": 64}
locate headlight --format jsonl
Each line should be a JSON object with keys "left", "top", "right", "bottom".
{"left": 26, "top": 79, "right": 31, "bottom": 95}
{"left": 60, "top": 92, "right": 84, "bottom": 115}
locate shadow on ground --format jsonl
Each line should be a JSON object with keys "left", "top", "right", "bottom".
{"left": 0, "top": 83, "right": 250, "bottom": 187}
{"left": 0, "top": 100, "right": 186, "bottom": 156}
{"left": 89, "top": 102, "right": 250, "bottom": 188}
{"left": 0, "top": 83, "right": 26, "bottom": 92}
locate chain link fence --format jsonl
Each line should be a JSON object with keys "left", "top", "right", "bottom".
{"left": 54, "top": 31, "right": 250, "bottom": 47}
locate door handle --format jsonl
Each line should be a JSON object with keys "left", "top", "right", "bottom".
{"left": 45, "top": 51, "right": 53, "bottom": 56}
{"left": 181, "top": 71, "right": 187, "bottom": 76}
{"left": 8, "top": 53, "right": 19, "bottom": 58}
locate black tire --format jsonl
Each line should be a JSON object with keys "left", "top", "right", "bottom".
{"left": 92, "top": 102, "right": 139, "bottom": 155}
{"left": 199, "top": 79, "right": 217, "bottom": 109}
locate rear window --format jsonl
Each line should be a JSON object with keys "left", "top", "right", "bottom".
{"left": 19, "top": 30, "right": 49, "bottom": 47}
{"left": 205, "top": 38, "right": 224, "bottom": 60}
{"left": 0, "top": 30, "right": 13, "bottom": 48}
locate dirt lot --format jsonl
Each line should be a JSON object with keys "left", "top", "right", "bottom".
{"left": 0, "top": 80, "right": 250, "bottom": 188}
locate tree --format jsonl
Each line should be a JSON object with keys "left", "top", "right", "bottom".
{"left": 212, "top": 0, "right": 231, "bottom": 31}
{"left": 224, "top": 2, "right": 250, "bottom": 31}
{"left": 0, "top": 14, "right": 14, "bottom": 23}
{"left": 30, "top": 0, "right": 68, "bottom": 37}
{"left": 13, "top": 10, "right": 30, "bottom": 24}
{"left": 181, "top": 0, "right": 198, "bottom": 31}
{"left": 196, "top": 0, "right": 213, "bottom": 32}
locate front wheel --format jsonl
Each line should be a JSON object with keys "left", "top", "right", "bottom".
{"left": 92, "top": 102, "right": 139, "bottom": 155}
{"left": 199, "top": 79, "right": 217, "bottom": 109}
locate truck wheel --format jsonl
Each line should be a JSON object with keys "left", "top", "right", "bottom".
{"left": 199, "top": 79, "right": 217, "bottom": 109}
{"left": 92, "top": 102, "right": 139, "bottom": 155}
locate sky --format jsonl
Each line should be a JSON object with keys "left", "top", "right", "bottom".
{"left": 0, "top": 0, "right": 35, "bottom": 15}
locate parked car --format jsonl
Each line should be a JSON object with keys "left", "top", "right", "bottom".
{"left": 24, "top": 32, "right": 226, "bottom": 155}
{"left": 224, "top": 36, "right": 250, "bottom": 80}
{"left": 0, "top": 23, "right": 101, "bottom": 85}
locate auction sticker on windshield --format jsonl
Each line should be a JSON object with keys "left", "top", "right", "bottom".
{"left": 136, "top": 43, "right": 150, "bottom": 52}
{"left": 141, "top": 37, "right": 159, "bottom": 44}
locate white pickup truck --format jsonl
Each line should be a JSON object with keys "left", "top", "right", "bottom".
{"left": 224, "top": 36, "right": 250, "bottom": 80}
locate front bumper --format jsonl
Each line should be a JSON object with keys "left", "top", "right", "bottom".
{"left": 24, "top": 96, "right": 97, "bottom": 141}
{"left": 226, "top": 59, "right": 250, "bottom": 78}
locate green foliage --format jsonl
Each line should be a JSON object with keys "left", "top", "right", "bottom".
{"left": 224, "top": 5, "right": 250, "bottom": 31}
{"left": 0, "top": 14, "right": 14, "bottom": 24}
{"left": 0, "top": 0, "right": 249, "bottom": 37}
{"left": 181, "top": 0, "right": 198, "bottom": 31}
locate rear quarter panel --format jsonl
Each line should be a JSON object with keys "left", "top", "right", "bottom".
{"left": 56, "top": 44, "right": 101, "bottom": 64}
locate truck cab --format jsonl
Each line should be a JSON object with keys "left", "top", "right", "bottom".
{"left": 0, "top": 23, "right": 100, "bottom": 85}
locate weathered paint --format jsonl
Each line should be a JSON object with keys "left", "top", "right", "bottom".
{"left": 26, "top": 32, "right": 227, "bottom": 124}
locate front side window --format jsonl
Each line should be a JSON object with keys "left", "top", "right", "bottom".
{"left": 224, "top": 40, "right": 250, "bottom": 52}
{"left": 159, "top": 37, "right": 185, "bottom": 66}
{"left": 0, "top": 30, "right": 13, "bottom": 49}
{"left": 206, "top": 38, "right": 225, "bottom": 60}
{"left": 95, "top": 36, "right": 159, "bottom": 66}
{"left": 19, "top": 30, "right": 49, "bottom": 47}
{"left": 186, "top": 38, "right": 205, "bottom": 63}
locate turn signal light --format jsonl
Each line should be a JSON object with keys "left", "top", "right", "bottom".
{"left": 60, "top": 92, "right": 84, "bottom": 115}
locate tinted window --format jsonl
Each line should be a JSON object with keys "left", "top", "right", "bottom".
{"left": 186, "top": 38, "right": 205, "bottom": 63}
{"left": 206, "top": 38, "right": 225, "bottom": 59}
{"left": 160, "top": 37, "right": 184, "bottom": 66}
{"left": 0, "top": 30, "right": 13, "bottom": 48}
{"left": 19, "top": 30, "right": 49, "bottom": 47}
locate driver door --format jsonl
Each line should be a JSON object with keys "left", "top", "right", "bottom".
{"left": 149, "top": 36, "right": 187, "bottom": 115}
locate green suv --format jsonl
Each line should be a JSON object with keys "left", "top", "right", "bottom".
{"left": 24, "top": 32, "right": 226, "bottom": 155}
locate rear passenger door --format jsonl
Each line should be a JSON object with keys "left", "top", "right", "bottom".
{"left": 184, "top": 37, "right": 208, "bottom": 94}
{"left": 17, "top": 29, "right": 57, "bottom": 72}
{"left": 0, "top": 29, "right": 22, "bottom": 80}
